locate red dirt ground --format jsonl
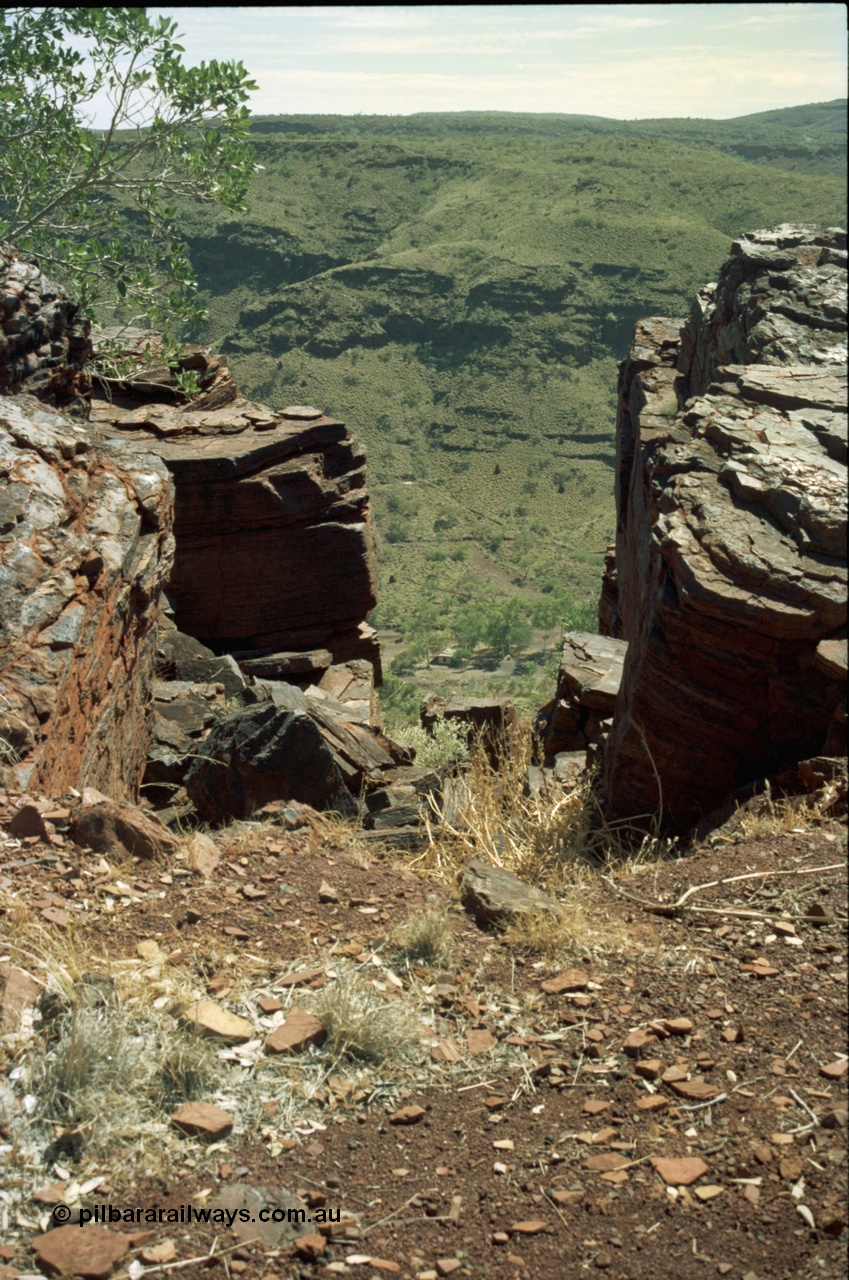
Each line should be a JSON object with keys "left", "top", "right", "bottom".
{"left": 1, "top": 797, "right": 846, "bottom": 1280}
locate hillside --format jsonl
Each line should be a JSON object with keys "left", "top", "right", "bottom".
{"left": 178, "top": 106, "right": 846, "bottom": 716}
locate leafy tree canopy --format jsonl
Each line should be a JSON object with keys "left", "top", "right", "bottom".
{"left": 0, "top": 7, "right": 258, "bottom": 339}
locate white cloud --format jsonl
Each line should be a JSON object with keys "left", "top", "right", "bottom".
{"left": 94, "top": 5, "right": 848, "bottom": 122}
{"left": 244, "top": 31, "right": 847, "bottom": 119}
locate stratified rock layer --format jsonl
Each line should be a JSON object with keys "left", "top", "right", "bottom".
{"left": 0, "top": 244, "right": 92, "bottom": 409}
{"left": 538, "top": 632, "right": 627, "bottom": 760}
{"left": 0, "top": 395, "right": 173, "bottom": 798}
{"left": 602, "top": 226, "right": 847, "bottom": 831}
{"left": 90, "top": 344, "right": 380, "bottom": 671}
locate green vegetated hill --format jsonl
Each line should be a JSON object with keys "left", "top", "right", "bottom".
{"left": 179, "top": 104, "right": 846, "bottom": 717}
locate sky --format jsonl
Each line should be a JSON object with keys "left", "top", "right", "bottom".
{"left": 139, "top": 3, "right": 848, "bottom": 121}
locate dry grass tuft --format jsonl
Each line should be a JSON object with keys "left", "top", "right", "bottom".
{"left": 382, "top": 905, "right": 454, "bottom": 971}
{"left": 213, "top": 818, "right": 275, "bottom": 860}
{"left": 413, "top": 727, "right": 679, "bottom": 892}
{"left": 310, "top": 973, "right": 421, "bottom": 1068}
{"left": 28, "top": 1003, "right": 153, "bottom": 1131}
{"left": 151, "top": 1026, "right": 221, "bottom": 1110}
{"left": 735, "top": 780, "right": 845, "bottom": 841}
{"left": 503, "top": 897, "right": 636, "bottom": 960}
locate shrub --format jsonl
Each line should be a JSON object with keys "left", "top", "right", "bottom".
{"left": 392, "top": 719, "right": 470, "bottom": 771}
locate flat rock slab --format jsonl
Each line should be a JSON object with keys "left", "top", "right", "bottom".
{"left": 557, "top": 632, "right": 628, "bottom": 711}
{"left": 458, "top": 857, "right": 558, "bottom": 929}
{"left": 540, "top": 969, "right": 589, "bottom": 995}
{"left": 181, "top": 1000, "right": 254, "bottom": 1043}
{"left": 669, "top": 1078, "right": 721, "bottom": 1101}
{"left": 210, "top": 1184, "right": 306, "bottom": 1248}
{"left": 32, "top": 1226, "right": 128, "bottom": 1279}
{"left": 275, "top": 968, "right": 324, "bottom": 989}
{"left": 238, "top": 648, "right": 333, "bottom": 680}
{"left": 265, "top": 1007, "right": 327, "bottom": 1054}
{"left": 170, "top": 1102, "right": 233, "bottom": 1139}
{"left": 650, "top": 1156, "right": 709, "bottom": 1186}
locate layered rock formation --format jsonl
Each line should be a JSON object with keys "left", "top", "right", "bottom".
{"left": 537, "top": 632, "right": 627, "bottom": 761}
{"left": 89, "top": 339, "right": 380, "bottom": 673}
{"left": 0, "top": 394, "right": 173, "bottom": 799}
{"left": 1, "top": 254, "right": 383, "bottom": 813}
{"left": 600, "top": 226, "right": 847, "bottom": 831}
{"left": 0, "top": 244, "right": 92, "bottom": 409}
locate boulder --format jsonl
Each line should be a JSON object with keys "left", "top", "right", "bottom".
{"left": 70, "top": 797, "right": 179, "bottom": 861}
{"left": 156, "top": 628, "right": 247, "bottom": 701}
{"left": 183, "top": 698, "right": 357, "bottom": 823}
{"left": 539, "top": 632, "right": 627, "bottom": 759}
{"left": 458, "top": 857, "right": 559, "bottom": 929}
{"left": 601, "top": 226, "right": 847, "bottom": 831}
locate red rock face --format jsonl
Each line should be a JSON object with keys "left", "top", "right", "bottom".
{"left": 0, "top": 394, "right": 174, "bottom": 798}
{"left": 90, "top": 347, "right": 379, "bottom": 671}
{"left": 601, "top": 226, "right": 847, "bottom": 832}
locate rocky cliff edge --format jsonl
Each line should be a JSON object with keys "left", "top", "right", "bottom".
{"left": 0, "top": 246, "right": 381, "bottom": 804}
{"left": 600, "top": 225, "right": 846, "bottom": 831}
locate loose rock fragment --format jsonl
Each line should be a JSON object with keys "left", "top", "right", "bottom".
{"left": 389, "top": 1105, "right": 426, "bottom": 1126}
{"left": 32, "top": 1226, "right": 129, "bottom": 1280}
{"left": 650, "top": 1156, "right": 709, "bottom": 1186}
{"left": 465, "top": 1029, "right": 496, "bottom": 1056}
{"left": 264, "top": 1008, "right": 327, "bottom": 1054}
{"left": 170, "top": 1103, "right": 234, "bottom": 1139}
{"left": 540, "top": 969, "right": 589, "bottom": 995}
{"left": 181, "top": 1000, "right": 254, "bottom": 1043}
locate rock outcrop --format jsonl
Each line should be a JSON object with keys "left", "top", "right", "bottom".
{"left": 536, "top": 632, "right": 627, "bottom": 761}
{"left": 600, "top": 226, "right": 847, "bottom": 831}
{"left": 89, "top": 339, "right": 380, "bottom": 674}
{"left": 0, "top": 244, "right": 92, "bottom": 410}
{"left": 1, "top": 254, "right": 385, "bottom": 813}
{"left": 421, "top": 694, "right": 518, "bottom": 761}
{"left": 0, "top": 394, "right": 173, "bottom": 798}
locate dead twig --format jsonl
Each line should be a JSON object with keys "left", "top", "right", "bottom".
{"left": 603, "top": 864, "right": 844, "bottom": 921}
{"left": 670, "top": 864, "right": 844, "bottom": 909}
{"left": 789, "top": 1088, "right": 819, "bottom": 1127}
{"left": 113, "top": 1238, "right": 261, "bottom": 1280}
{"left": 361, "top": 1188, "right": 439, "bottom": 1236}
{"left": 677, "top": 1092, "right": 728, "bottom": 1112}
